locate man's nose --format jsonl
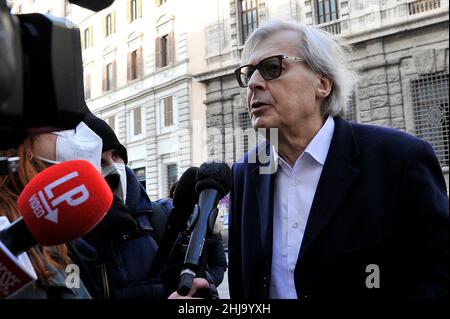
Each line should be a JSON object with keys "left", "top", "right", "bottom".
{"left": 247, "top": 69, "right": 267, "bottom": 91}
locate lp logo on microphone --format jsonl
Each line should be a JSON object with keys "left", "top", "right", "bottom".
{"left": 28, "top": 171, "right": 90, "bottom": 223}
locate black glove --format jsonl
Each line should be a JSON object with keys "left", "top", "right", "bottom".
{"left": 86, "top": 195, "right": 138, "bottom": 242}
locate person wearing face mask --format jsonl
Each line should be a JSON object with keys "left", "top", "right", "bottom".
{"left": 71, "top": 113, "right": 209, "bottom": 299}
{"left": 0, "top": 124, "right": 99, "bottom": 299}
{"left": 32, "top": 121, "right": 103, "bottom": 171}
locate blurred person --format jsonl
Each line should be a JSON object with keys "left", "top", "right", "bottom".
{"left": 0, "top": 122, "right": 101, "bottom": 298}
{"left": 157, "top": 181, "right": 228, "bottom": 298}
{"left": 229, "top": 21, "right": 448, "bottom": 299}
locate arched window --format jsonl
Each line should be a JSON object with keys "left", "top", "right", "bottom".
{"left": 155, "top": 15, "right": 175, "bottom": 69}
{"left": 127, "top": 33, "right": 143, "bottom": 81}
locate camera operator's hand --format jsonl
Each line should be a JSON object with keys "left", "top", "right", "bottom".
{"left": 86, "top": 195, "right": 138, "bottom": 242}
{"left": 168, "top": 278, "right": 210, "bottom": 299}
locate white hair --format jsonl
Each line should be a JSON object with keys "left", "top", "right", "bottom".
{"left": 242, "top": 21, "right": 358, "bottom": 117}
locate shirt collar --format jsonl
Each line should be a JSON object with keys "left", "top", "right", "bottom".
{"left": 271, "top": 116, "right": 335, "bottom": 169}
{"left": 304, "top": 115, "right": 335, "bottom": 165}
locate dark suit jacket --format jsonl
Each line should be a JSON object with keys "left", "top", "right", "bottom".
{"left": 228, "top": 117, "right": 448, "bottom": 299}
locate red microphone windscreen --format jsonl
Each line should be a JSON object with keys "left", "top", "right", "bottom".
{"left": 17, "top": 160, "right": 113, "bottom": 245}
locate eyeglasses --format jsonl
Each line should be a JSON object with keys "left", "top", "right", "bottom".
{"left": 234, "top": 55, "right": 306, "bottom": 88}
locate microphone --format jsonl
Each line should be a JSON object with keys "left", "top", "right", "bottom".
{"left": 177, "top": 161, "right": 231, "bottom": 296}
{"left": 68, "top": 0, "right": 115, "bottom": 12}
{"left": 149, "top": 167, "right": 199, "bottom": 278}
{"left": 0, "top": 160, "right": 113, "bottom": 255}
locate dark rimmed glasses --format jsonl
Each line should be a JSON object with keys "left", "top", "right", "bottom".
{"left": 234, "top": 55, "right": 306, "bottom": 88}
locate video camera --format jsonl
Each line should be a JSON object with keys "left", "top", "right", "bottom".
{"left": 0, "top": 0, "right": 114, "bottom": 153}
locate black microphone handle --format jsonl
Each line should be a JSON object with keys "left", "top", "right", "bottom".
{"left": 0, "top": 217, "right": 36, "bottom": 255}
{"left": 183, "top": 189, "right": 218, "bottom": 267}
{"left": 192, "top": 245, "right": 214, "bottom": 299}
{"left": 177, "top": 189, "right": 219, "bottom": 296}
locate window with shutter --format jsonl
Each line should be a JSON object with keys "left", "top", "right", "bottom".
{"left": 167, "top": 31, "right": 174, "bottom": 65}
{"left": 129, "top": 0, "right": 139, "bottom": 22}
{"left": 133, "top": 107, "right": 142, "bottom": 135}
{"left": 157, "top": 32, "right": 174, "bottom": 68}
{"left": 112, "top": 60, "right": 116, "bottom": 90}
{"left": 105, "top": 62, "right": 114, "bottom": 91}
{"left": 164, "top": 96, "right": 173, "bottom": 127}
{"left": 161, "top": 35, "right": 168, "bottom": 67}
{"left": 83, "top": 28, "right": 89, "bottom": 49}
{"left": 131, "top": 50, "right": 138, "bottom": 80}
{"left": 128, "top": 50, "right": 138, "bottom": 81}
{"left": 105, "top": 14, "right": 113, "bottom": 37}
{"left": 155, "top": 37, "right": 162, "bottom": 68}
{"left": 136, "top": 47, "right": 142, "bottom": 78}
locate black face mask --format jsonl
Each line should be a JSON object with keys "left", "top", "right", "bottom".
{"left": 104, "top": 173, "right": 120, "bottom": 191}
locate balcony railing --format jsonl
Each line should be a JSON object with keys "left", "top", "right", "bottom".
{"left": 408, "top": 0, "right": 441, "bottom": 15}
{"left": 316, "top": 0, "right": 445, "bottom": 38}
{"left": 319, "top": 19, "right": 342, "bottom": 35}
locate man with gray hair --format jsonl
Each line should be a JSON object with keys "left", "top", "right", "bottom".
{"left": 228, "top": 21, "right": 448, "bottom": 299}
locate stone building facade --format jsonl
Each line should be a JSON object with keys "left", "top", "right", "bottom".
{"left": 196, "top": 0, "right": 449, "bottom": 188}
{"left": 12, "top": 0, "right": 210, "bottom": 199}
{"left": 73, "top": 0, "right": 210, "bottom": 199}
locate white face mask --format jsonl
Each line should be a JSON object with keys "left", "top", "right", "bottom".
{"left": 113, "top": 163, "right": 127, "bottom": 202}
{"left": 37, "top": 121, "right": 103, "bottom": 172}
{"left": 102, "top": 162, "right": 127, "bottom": 202}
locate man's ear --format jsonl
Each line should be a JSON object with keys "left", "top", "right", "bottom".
{"left": 317, "top": 75, "right": 332, "bottom": 99}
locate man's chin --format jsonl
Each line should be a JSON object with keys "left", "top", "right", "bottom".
{"left": 252, "top": 117, "right": 271, "bottom": 130}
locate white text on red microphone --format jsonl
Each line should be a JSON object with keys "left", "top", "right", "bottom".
{"left": 28, "top": 171, "right": 90, "bottom": 223}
